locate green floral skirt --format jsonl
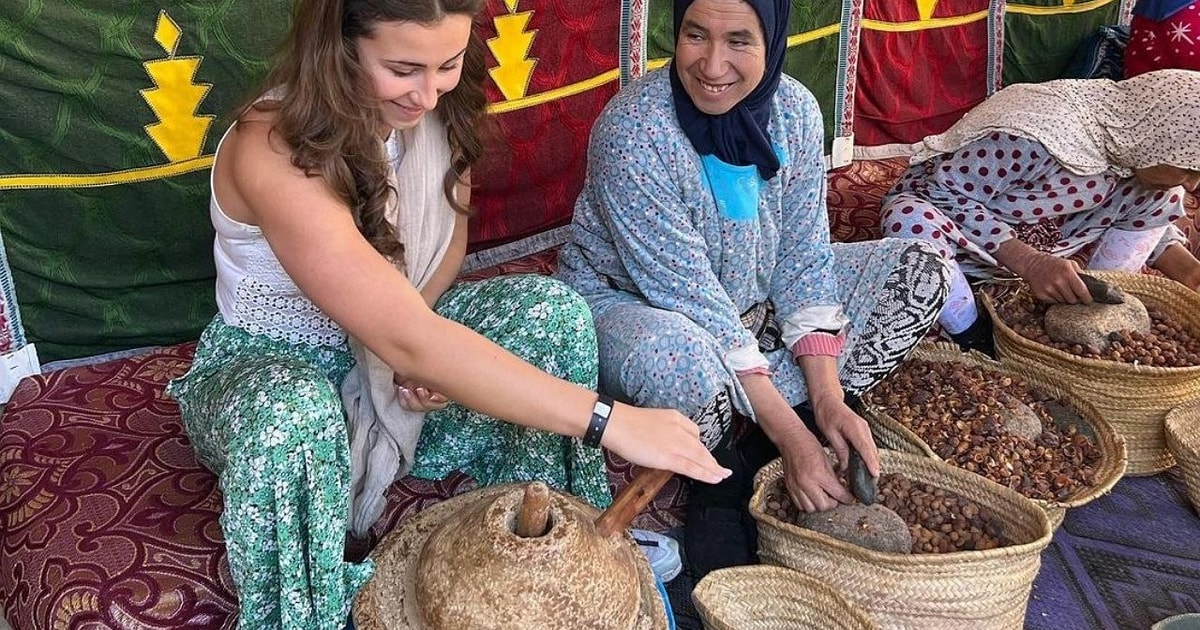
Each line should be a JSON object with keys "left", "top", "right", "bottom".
{"left": 168, "top": 274, "right": 609, "bottom": 629}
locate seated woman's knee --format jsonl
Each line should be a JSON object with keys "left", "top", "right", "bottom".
{"left": 227, "top": 358, "right": 344, "bottom": 452}
{"left": 513, "top": 275, "right": 594, "bottom": 332}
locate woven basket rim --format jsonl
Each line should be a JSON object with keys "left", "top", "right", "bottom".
{"left": 980, "top": 270, "right": 1200, "bottom": 377}
{"left": 692, "top": 565, "right": 879, "bottom": 629}
{"left": 1166, "top": 401, "right": 1200, "bottom": 457}
{"left": 749, "top": 451, "right": 1053, "bottom": 564}
{"left": 860, "top": 340, "right": 1127, "bottom": 509}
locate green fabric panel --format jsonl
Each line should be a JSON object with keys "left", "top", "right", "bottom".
{"left": 1003, "top": 1, "right": 1123, "bottom": 85}
{"left": 646, "top": 0, "right": 845, "bottom": 148}
{"left": 0, "top": 0, "right": 291, "bottom": 361}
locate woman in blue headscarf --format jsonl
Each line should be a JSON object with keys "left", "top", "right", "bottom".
{"left": 556, "top": 0, "right": 949, "bottom": 574}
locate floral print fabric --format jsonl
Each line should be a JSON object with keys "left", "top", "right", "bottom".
{"left": 413, "top": 274, "right": 610, "bottom": 508}
{"left": 168, "top": 274, "right": 607, "bottom": 628}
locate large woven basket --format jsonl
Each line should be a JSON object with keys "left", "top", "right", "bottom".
{"left": 1165, "top": 402, "right": 1200, "bottom": 514}
{"left": 860, "top": 341, "right": 1127, "bottom": 527}
{"left": 981, "top": 270, "right": 1200, "bottom": 474}
{"left": 692, "top": 565, "right": 878, "bottom": 630}
{"left": 751, "top": 451, "right": 1052, "bottom": 630}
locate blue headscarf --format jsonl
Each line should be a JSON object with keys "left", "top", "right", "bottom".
{"left": 1132, "top": 0, "right": 1193, "bottom": 21}
{"left": 670, "top": 0, "right": 791, "bottom": 181}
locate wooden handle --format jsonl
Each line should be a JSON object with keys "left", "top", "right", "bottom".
{"left": 515, "top": 482, "right": 551, "bottom": 538}
{"left": 593, "top": 467, "right": 675, "bottom": 538}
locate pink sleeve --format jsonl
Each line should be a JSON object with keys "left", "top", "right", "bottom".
{"left": 791, "top": 330, "right": 846, "bottom": 359}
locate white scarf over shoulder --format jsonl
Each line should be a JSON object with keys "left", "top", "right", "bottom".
{"left": 911, "top": 69, "right": 1200, "bottom": 177}
{"left": 341, "top": 113, "right": 458, "bottom": 537}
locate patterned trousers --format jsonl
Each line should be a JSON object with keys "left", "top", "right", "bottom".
{"left": 593, "top": 239, "right": 949, "bottom": 448}
{"left": 168, "top": 274, "right": 607, "bottom": 629}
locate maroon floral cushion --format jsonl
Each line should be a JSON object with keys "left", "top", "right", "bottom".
{"left": 0, "top": 343, "right": 236, "bottom": 629}
{"left": 826, "top": 156, "right": 909, "bottom": 243}
{"left": 458, "top": 247, "right": 560, "bottom": 283}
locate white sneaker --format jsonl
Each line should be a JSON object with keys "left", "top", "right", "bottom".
{"left": 631, "top": 529, "right": 683, "bottom": 583}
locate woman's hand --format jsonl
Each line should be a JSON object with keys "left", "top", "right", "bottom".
{"left": 738, "top": 368, "right": 859, "bottom": 512}
{"left": 812, "top": 396, "right": 881, "bottom": 478}
{"left": 393, "top": 376, "right": 450, "bottom": 413}
{"left": 774, "top": 426, "right": 855, "bottom": 513}
{"left": 995, "top": 239, "right": 1091, "bottom": 304}
{"left": 1152, "top": 243, "right": 1200, "bottom": 291}
{"left": 600, "top": 403, "right": 731, "bottom": 484}
{"left": 1022, "top": 254, "right": 1092, "bottom": 304}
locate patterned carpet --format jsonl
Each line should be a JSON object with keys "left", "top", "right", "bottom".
{"left": 664, "top": 472, "right": 1200, "bottom": 630}
{"left": 1026, "top": 472, "right": 1200, "bottom": 630}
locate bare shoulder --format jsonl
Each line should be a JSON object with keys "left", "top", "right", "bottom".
{"left": 220, "top": 108, "right": 295, "bottom": 183}
{"left": 214, "top": 107, "right": 341, "bottom": 225}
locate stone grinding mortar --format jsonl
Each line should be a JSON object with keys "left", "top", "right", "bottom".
{"left": 353, "top": 469, "right": 675, "bottom": 630}
{"left": 1044, "top": 279, "right": 1151, "bottom": 352}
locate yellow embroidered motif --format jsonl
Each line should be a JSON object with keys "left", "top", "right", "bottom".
{"left": 488, "top": 0, "right": 538, "bottom": 101}
{"left": 917, "top": 0, "right": 940, "bottom": 21}
{"left": 140, "top": 10, "right": 214, "bottom": 163}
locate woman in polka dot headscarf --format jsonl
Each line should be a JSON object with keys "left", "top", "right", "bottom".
{"left": 881, "top": 69, "right": 1200, "bottom": 355}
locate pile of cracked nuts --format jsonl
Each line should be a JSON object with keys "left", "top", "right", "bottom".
{"left": 763, "top": 474, "right": 1013, "bottom": 553}
{"left": 863, "top": 359, "right": 1101, "bottom": 502}
{"left": 998, "top": 293, "right": 1200, "bottom": 367}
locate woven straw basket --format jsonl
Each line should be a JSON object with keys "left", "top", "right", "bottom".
{"left": 751, "top": 451, "right": 1052, "bottom": 630}
{"left": 692, "top": 565, "right": 879, "bottom": 630}
{"left": 1164, "top": 402, "right": 1200, "bottom": 514}
{"left": 981, "top": 270, "right": 1200, "bottom": 475}
{"left": 860, "top": 342, "right": 1127, "bottom": 528}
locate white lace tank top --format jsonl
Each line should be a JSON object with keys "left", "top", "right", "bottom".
{"left": 211, "top": 195, "right": 347, "bottom": 348}
{"left": 209, "top": 124, "right": 403, "bottom": 348}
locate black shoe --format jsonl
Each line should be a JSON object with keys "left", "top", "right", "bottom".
{"left": 948, "top": 313, "right": 996, "bottom": 358}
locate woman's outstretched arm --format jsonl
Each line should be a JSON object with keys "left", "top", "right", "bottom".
{"left": 221, "top": 120, "right": 730, "bottom": 484}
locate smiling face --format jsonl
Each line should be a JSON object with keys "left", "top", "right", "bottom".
{"left": 354, "top": 15, "right": 472, "bottom": 130}
{"left": 674, "top": 0, "right": 767, "bottom": 115}
{"left": 1134, "top": 164, "right": 1200, "bottom": 192}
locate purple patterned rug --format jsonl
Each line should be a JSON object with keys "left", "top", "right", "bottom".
{"left": 1026, "top": 473, "right": 1200, "bottom": 630}
{"left": 664, "top": 473, "right": 1200, "bottom": 630}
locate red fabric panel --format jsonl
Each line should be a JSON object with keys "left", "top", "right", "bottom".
{"left": 468, "top": 0, "right": 621, "bottom": 251}
{"left": 1125, "top": 5, "right": 1200, "bottom": 77}
{"left": 854, "top": 0, "right": 992, "bottom": 147}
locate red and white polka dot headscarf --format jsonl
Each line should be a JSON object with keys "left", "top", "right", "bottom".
{"left": 911, "top": 69, "right": 1200, "bottom": 177}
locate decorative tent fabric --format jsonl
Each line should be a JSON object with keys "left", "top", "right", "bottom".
{"left": 0, "top": 3, "right": 291, "bottom": 362}
{"left": 0, "top": 0, "right": 1145, "bottom": 361}
{"left": 1125, "top": 0, "right": 1200, "bottom": 77}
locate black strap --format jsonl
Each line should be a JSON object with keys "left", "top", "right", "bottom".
{"left": 583, "top": 394, "right": 614, "bottom": 448}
